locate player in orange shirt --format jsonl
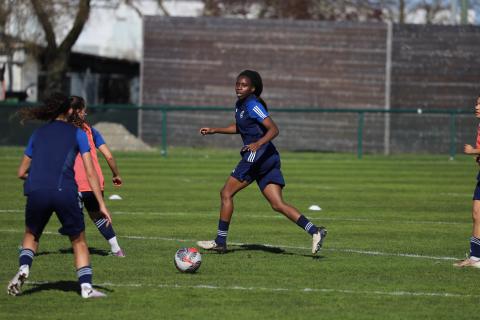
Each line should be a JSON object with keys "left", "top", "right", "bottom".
{"left": 70, "top": 96, "right": 125, "bottom": 257}
{"left": 455, "top": 96, "right": 480, "bottom": 268}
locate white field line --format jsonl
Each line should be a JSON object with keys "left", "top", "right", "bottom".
{"left": 0, "top": 209, "right": 466, "bottom": 226}
{"left": 24, "top": 280, "right": 478, "bottom": 299}
{"left": 439, "top": 193, "right": 471, "bottom": 197}
{"left": 0, "top": 228, "right": 458, "bottom": 261}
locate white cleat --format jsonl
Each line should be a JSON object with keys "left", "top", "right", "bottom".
{"left": 197, "top": 240, "right": 217, "bottom": 249}
{"left": 453, "top": 258, "right": 480, "bottom": 268}
{"left": 312, "top": 227, "right": 327, "bottom": 254}
{"left": 81, "top": 285, "right": 107, "bottom": 299}
{"left": 110, "top": 249, "right": 126, "bottom": 257}
{"left": 196, "top": 240, "right": 227, "bottom": 253}
{"left": 7, "top": 266, "right": 29, "bottom": 296}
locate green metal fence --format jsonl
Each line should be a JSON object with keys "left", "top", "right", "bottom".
{"left": 135, "top": 105, "right": 470, "bottom": 159}
{"left": 1, "top": 102, "right": 471, "bottom": 159}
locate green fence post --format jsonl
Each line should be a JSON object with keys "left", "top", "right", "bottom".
{"left": 161, "top": 108, "right": 168, "bottom": 157}
{"left": 357, "top": 111, "right": 364, "bottom": 159}
{"left": 449, "top": 112, "right": 456, "bottom": 160}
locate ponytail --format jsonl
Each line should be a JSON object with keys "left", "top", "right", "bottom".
{"left": 18, "top": 92, "right": 71, "bottom": 124}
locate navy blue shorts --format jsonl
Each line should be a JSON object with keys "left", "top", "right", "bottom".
{"left": 25, "top": 189, "right": 85, "bottom": 237}
{"left": 231, "top": 152, "right": 285, "bottom": 191}
{"left": 474, "top": 173, "right": 480, "bottom": 200}
{"left": 81, "top": 191, "right": 103, "bottom": 213}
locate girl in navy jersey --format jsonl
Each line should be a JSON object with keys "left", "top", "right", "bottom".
{"left": 197, "top": 70, "right": 327, "bottom": 254}
{"left": 7, "top": 93, "right": 111, "bottom": 298}
{"left": 17, "top": 96, "right": 126, "bottom": 256}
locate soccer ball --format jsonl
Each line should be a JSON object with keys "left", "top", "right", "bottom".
{"left": 174, "top": 247, "right": 202, "bottom": 273}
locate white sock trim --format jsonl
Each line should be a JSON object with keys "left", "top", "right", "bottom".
{"left": 108, "top": 236, "right": 121, "bottom": 252}
{"left": 19, "top": 264, "right": 30, "bottom": 276}
{"left": 81, "top": 283, "right": 92, "bottom": 290}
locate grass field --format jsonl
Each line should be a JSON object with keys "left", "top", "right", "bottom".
{"left": 0, "top": 146, "right": 479, "bottom": 319}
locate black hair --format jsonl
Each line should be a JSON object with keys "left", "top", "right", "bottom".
{"left": 18, "top": 92, "right": 71, "bottom": 124}
{"left": 68, "top": 95, "right": 88, "bottom": 128}
{"left": 238, "top": 69, "right": 268, "bottom": 110}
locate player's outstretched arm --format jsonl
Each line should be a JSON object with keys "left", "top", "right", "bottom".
{"left": 200, "top": 123, "right": 238, "bottom": 135}
{"left": 98, "top": 144, "right": 122, "bottom": 187}
{"left": 81, "top": 151, "right": 112, "bottom": 225}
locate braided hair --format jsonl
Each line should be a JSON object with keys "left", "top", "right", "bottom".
{"left": 238, "top": 70, "right": 268, "bottom": 111}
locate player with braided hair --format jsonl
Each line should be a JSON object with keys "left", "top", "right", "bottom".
{"left": 197, "top": 70, "right": 327, "bottom": 254}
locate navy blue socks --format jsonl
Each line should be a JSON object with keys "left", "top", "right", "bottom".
{"left": 94, "top": 218, "right": 116, "bottom": 240}
{"left": 470, "top": 236, "right": 480, "bottom": 258}
{"left": 77, "top": 266, "right": 93, "bottom": 285}
{"left": 215, "top": 219, "right": 230, "bottom": 245}
{"left": 296, "top": 215, "right": 319, "bottom": 235}
{"left": 19, "top": 248, "right": 34, "bottom": 268}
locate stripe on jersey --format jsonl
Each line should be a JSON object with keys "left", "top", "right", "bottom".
{"left": 253, "top": 106, "right": 267, "bottom": 119}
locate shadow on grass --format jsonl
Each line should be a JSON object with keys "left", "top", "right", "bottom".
{"left": 237, "top": 244, "right": 286, "bottom": 254}
{"left": 36, "top": 247, "right": 110, "bottom": 257}
{"left": 202, "top": 243, "right": 326, "bottom": 259}
{"left": 22, "top": 280, "right": 113, "bottom": 297}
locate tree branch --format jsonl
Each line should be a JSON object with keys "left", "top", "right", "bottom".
{"left": 58, "top": 0, "right": 91, "bottom": 53}
{"left": 30, "top": 0, "right": 57, "bottom": 50}
{"left": 156, "top": 0, "right": 170, "bottom": 17}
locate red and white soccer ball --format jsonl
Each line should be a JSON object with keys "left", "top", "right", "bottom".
{"left": 174, "top": 247, "right": 202, "bottom": 273}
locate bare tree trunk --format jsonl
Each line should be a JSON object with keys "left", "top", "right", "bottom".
{"left": 203, "top": 0, "right": 221, "bottom": 16}
{"left": 399, "top": 0, "right": 405, "bottom": 24}
{"left": 43, "top": 52, "right": 68, "bottom": 94}
{"left": 31, "top": 0, "right": 91, "bottom": 97}
{"left": 156, "top": 0, "right": 170, "bottom": 16}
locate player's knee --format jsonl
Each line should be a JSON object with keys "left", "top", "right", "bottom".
{"left": 69, "top": 232, "right": 86, "bottom": 243}
{"left": 220, "top": 188, "right": 233, "bottom": 201}
{"left": 473, "top": 209, "right": 480, "bottom": 223}
{"left": 270, "top": 201, "right": 284, "bottom": 213}
{"left": 25, "top": 227, "right": 41, "bottom": 242}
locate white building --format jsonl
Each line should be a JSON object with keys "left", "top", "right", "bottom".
{"left": 0, "top": 0, "right": 204, "bottom": 103}
{"left": 1, "top": 0, "right": 479, "bottom": 103}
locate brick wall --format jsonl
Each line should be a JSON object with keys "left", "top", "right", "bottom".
{"left": 141, "top": 16, "right": 479, "bottom": 154}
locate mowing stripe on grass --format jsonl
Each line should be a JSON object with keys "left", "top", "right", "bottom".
{"left": 24, "top": 281, "right": 478, "bottom": 298}
{"left": 114, "top": 211, "right": 464, "bottom": 226}
{"left": 0, "top": 209, "right": 466, "bottom": 226}
{"left": 0, "top": 228, "right": 458, "bottom": 261}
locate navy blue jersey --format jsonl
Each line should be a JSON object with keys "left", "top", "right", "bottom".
{"left": 235, "top": 95, "right": 277, "bottom": 162}
{"left": 91, "top": 127, "right": 106, "bottom": 148}
{"left": 24, "top": 120, "right": 90, "bottom": 195}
